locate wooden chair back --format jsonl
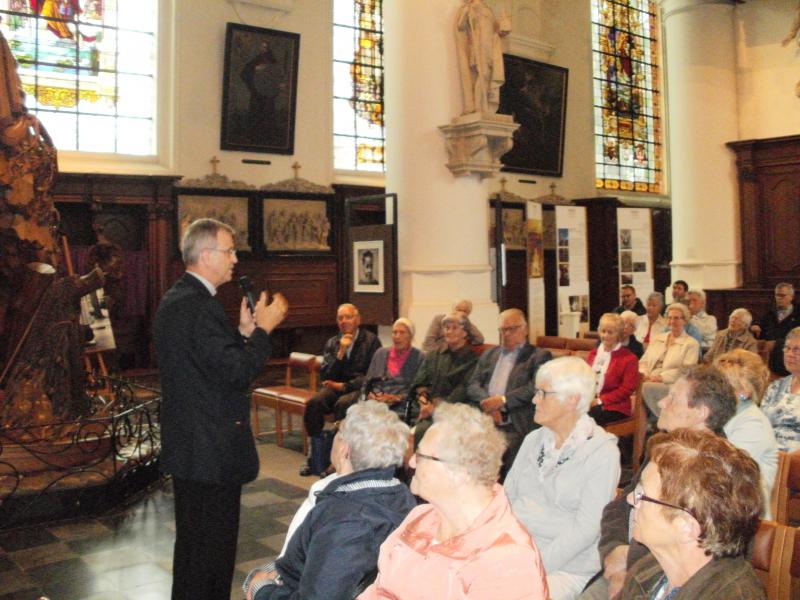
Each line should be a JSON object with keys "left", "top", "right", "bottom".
{"left": 536, "top": 335, "right": 568, "bottom": 349}
{"left": 286, "top": 352, "right": 320, "bottom": 391}
{"left": 751, "top": 520, "right": 794, "bottom": 600}
{"left": 774, "top": 451, "right": 800, "bottom": 526}
{"left": 603, "top": 379, "right": 646, "bottom": 472}
{"left": 566, "top": 337, "right": 598, "bottom": 353}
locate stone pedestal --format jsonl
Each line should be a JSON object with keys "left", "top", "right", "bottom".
{"left": 439, "top": 112, "right": 520, "bottom": 179}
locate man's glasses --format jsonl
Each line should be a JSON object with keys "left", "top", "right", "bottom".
{"left": 207, "top": 247, "right": 237, "bottom": 256}
{"left": 631, "top": 483, "right": 693, "bottom": 517}
{"left": 784, "top": 345, "right": 800, "bottom": 355}
{"left": 499, "top": 325, "right": 522, "bottom": 335}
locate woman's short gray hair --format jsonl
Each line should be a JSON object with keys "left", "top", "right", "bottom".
{"left": 729, "top": 308, "right": 753, "bottom": 328}
{"left": 535, "top": 356, "right": 596, "bottom": 415}
{"left": 666, "top": 302, "right": 691, "bottom": 321}
{"left": 647, "top": 292, "right": 665, "bottom": 308}
{"left": 393, "top": 317, "right": 415, "bottom": 338}
{"left": 340, "top": 400, "right": 410, "bottom": 470}
{"left": 787, "top": 326, "right": 800, "bottom": 345}
{"left": 432, "top": 403, "right": 506, "bottom": 487}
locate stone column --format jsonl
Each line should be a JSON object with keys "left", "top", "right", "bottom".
{"left": 659, "top": 0, "right": 740, "bottom": 291}
{"left": 384, "top": 0, "right": 499, "bottom": 342}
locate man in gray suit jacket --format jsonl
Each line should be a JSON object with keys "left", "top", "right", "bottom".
{"left": 467, "top": 308, "right": 552, "bottom": 477}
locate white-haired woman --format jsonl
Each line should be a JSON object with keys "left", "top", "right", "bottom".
{"left": 634, "top": 292, "right": 667, "bottom": 347}
{"left": 244, "top": 401, "right": 416, "bottom": 600}
{"left": 505, "top": 356, "right": 621, "bottom": 600}
{"left": 360, "top": 403, "right": 548, "bottom": 600}
{"left": 360, "top": 318, "right": 424, "bottom": 417}
{"left": 761, "top": 326, "right": 800, "bottom": 452}
{"left": 704, "top": 308, "right": 758, "bottom": 364}
{"left": 638, "top": 302, "right": 700, "bottom": 417}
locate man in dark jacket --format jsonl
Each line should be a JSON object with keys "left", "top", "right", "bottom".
{"left": 613, "top": 285, "right": 647, "bottom": 316}
{"left": 751, "top": 282, "right": 800, "bottom": 376}
{"left": 244, "top": 401, "right": 416, "bottom": 600}
{"left": 467, "top": 308, "right": 551, "bottom": 476}
{"left": 155, "top": 218, "right": 287, "bottom": 600}
{"left": 301, "top": 303, "right": 381, "bottom": 476}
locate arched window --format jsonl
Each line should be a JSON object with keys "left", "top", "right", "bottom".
{"left": 0, "top": 0, "right": 162, "bottom": 160}
{"left": 591, "top": 0, "right": 662, "bottom": 193}
{"left": 332, "top": 0, "right": 384, "bottom": 173}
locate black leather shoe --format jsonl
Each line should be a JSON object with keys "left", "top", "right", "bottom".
{"left": 299, "top": 460, "right": 313, "bottom": 477}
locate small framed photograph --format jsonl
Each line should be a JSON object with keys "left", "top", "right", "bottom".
{"left": 353, "top": 240, "right": 384, "bottom": 293}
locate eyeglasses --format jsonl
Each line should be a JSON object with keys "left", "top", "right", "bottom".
{"left": 631, "top": 483, "right": 694, "bottom": 517}
{"left": 414, "top": 451, "right": 446, "bottom": 464}
{"left": 533, "top": 388, "right": 560, "bottom": 401}
{"left": 499, "top": 325, "right": 522, "bottom": 335}
{"left": 775, "top": 293, "right": 791, "bottom": 298}
{"left": 784, "top": 345, "right": 800, "bottom": 355}
{"left": 207, "top": 247, "right": 237, "bottom": 256}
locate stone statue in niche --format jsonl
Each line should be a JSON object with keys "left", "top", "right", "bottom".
{"left": 456, "top": 0, "right": 512, "bottom": 115}
{"left": 783, "top": 1, "right": 800, "bottom": 97}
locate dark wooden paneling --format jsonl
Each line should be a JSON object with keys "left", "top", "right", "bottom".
{"left": 705, "top": 287, "right": 775, "bottom": 328}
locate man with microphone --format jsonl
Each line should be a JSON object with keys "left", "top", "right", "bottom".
{"left": 155, "top": 218, "right": 288, "bottom": 600}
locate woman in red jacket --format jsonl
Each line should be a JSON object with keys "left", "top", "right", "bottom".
{"left": 586, "top": 313, "right": 640, "bottom": 425}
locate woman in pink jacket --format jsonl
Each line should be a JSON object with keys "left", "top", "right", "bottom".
{"left": 359, "top": 403, "right": 548, "bottom": 600}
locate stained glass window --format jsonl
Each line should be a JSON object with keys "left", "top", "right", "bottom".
{"left": 333, "top": 0, "right": 384, "bottom": 172}
{"left": 0, "top": 0, "right": 158, "bottom": 156}
{"left": 591, "top": 0, "right": 662, "bottom": 193}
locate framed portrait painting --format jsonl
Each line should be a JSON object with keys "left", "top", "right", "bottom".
{"left": 498, "top": 55, "right": 568, "bottom": 176}
{"left": 221, "top": 23, "right": 300, "bottom": 154}
{"left": 353, "top": 240, "right": 384, "bottom": 294}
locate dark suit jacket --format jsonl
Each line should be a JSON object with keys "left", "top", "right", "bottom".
{"left": 320, "top": 329, "right": 382, "bottom": 393}
{"left": 466, "top": 343, "right": 552, "bottom": 436}
{"left": 613, "top": 298, "right": 646, "bottom": 316}
{"left": 154, "top": 273, "right": 273, "bottom": 485}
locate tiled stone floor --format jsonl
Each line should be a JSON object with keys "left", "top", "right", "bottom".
{"left": 0, "top": 430, "right": 312, "bottom": 600}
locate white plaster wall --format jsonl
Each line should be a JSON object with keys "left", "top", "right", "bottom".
{"left": 736, "top": 0, "right": 800, "bottom": 141}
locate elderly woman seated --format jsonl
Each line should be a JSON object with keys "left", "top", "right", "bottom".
{"left": 619, "top": 310, "right": 644, "bottom": 358}
{"left": 505, "top": 356, "right": 621, "bottom": 600}
{"left": 586, "top": 313, "right": 640, "bottom": 425}
{"left": 244, "top": 401, "right": 416, "bottom": 600}
{"left": 619, "top": 429, "right": 765, "bottom": 599}
{"left": 761, "top": 326, "right": 800, "bottom": 452}
{"left": 714, "top": 349, "right": 779, "bottom": 518}
{"left": 634, "top": 292, "right": 667, "bottom": 347}
{"left": 704, "top": 308, "right": 758, "bottom": 364}
{"left": 639, "top": 302, "right": 700, "bottom": 418}
{"left": 359, "top": 403, "right": 548, "bottom": 600}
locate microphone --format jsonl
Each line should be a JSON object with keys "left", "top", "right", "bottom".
{"left": 238, "top": 276, "right": 257, "bottom": 313}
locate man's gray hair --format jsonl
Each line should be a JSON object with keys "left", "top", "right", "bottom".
{"left": 181, "top": 218, "right": 235, "bottom": 266}
{"left": 433, "top": 403, "right": 506, "bottom": 487}
{"left": 776, "top": 282, "right": 795, "bottom": 296}
{"left": 687, "top": 289, "right": 706, "bottom": 303}
{"left": 730, "top": 308, "right": 753, "bottom": 328}
{"left": 535, "top": 356, "right": 595, "bottom": 415}
{"left": 647, "top": 292, "right": 665, "bottom": 308}
{"left": 340, "top": 400, "right": 410, "bottom": 470}
{"left": 619, "top": 310, "right": 638, "bottom": 325}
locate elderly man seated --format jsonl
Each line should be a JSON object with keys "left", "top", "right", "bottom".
{"left": 752, "top": 282, "right": 800, "bottom": 376}
{"left": 301, "top": 303, "right": 381, "bottom": 476}
{"left": 703, "top": 308, "right": 758, "bottom": 364}
{"left": 686, "top": 289, "right": 717, "bottom": 352}
{"left": 410, "top": 311, "right": 479, "bottom": 444}
{"left": 467, "top": 308, "right": 552, "bottom": 476}
{"left": 579, "top": 366, "right": 740, "bottom": 600}
{"left": 421, "top": 299, "right": 484, "bottom": 353}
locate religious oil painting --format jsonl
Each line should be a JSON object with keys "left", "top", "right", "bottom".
{"left": 221, "top": 23, "right": 300, "bottom": 154}
{"left": 263, "top": 198, "right": 331, "bottom": 253}
{"left": 177, "top": 195, "right": 251, "bottom": 252}
{"left": 498, "top": 55, "right": 568, "bottom": 176}
{"left": 489, "top": 205, "right": 527, "bottom": 250}
{"left": 353, "top": 240, "right": 384, "bottom": 294}
{"left": 527, "top": 218, "right": 544, "bottom": 279}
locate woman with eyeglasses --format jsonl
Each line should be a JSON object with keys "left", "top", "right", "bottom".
{"left": 504, "top": 356, "right": 620, "bottom": 600}
{"left": 761, "top": 326, "right": 800, "bottom": 452}
{"left": 620, "top": 428, "right": 764, "bottom": 600}
{"left": 359, "top": 403, "right": 548, "bottom": 600}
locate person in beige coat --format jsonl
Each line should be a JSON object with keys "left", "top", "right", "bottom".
{"left": 704, "top": 308, "right": 758, "bottom": 364}
{"left": 638, "top": 303, "right": 700, "bottom": 417}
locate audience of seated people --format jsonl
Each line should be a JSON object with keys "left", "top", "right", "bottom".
{"left": 618, "top": 429, "right": 765, "bottom": 600}
{"left": 245, "top": 401, "right": 416, "bottom": 600}
{"left": 685, "top": 289, "right": 717, "bottom": 353}
{"left": 752, "top": 282, "right": 800, "bottom": 376}
{"left": 619, "top": 310, "right": 644, "bottom": 358}
{"left": 703, "top": 307, "right": 757, "bottom": 364}
{"left": 504, "top": 356, "right": 621, "bottom": 600}
{"left": 359, "top": 403, "right": 549, "bottom": 600}
{"left": 639, "top": 302, "right": 700, "bottom": 418}
{"left": 580, "top": 365, "right": 738, "bottom": 600}
{"left": 614, "top": 284, "right": 646, "bottom": 316}
{"left": 585, "top": 313, "right": 641, "bottom": 425}
{"left": 357, "top": 318, "right": 424, "bottom": 418}
{"left": 421, "top": 299, "right": 484, "bottom": 353}
{"left": 634, "top": 292, "right": 666, "bottom": 348}
{"left": 761, "top": 326, "right": 800, "bottom": 452}
{"left": 409, "top": 311, "right": 479, "bottom": 444}
{"left": 301, "top": 303, "right": 382, "bottom": 476}
{"left": 713, "top": 349, "right": 779, "bottom": 517}
{"left": 466, "top": 308, "right": 552, "bottom": 477}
